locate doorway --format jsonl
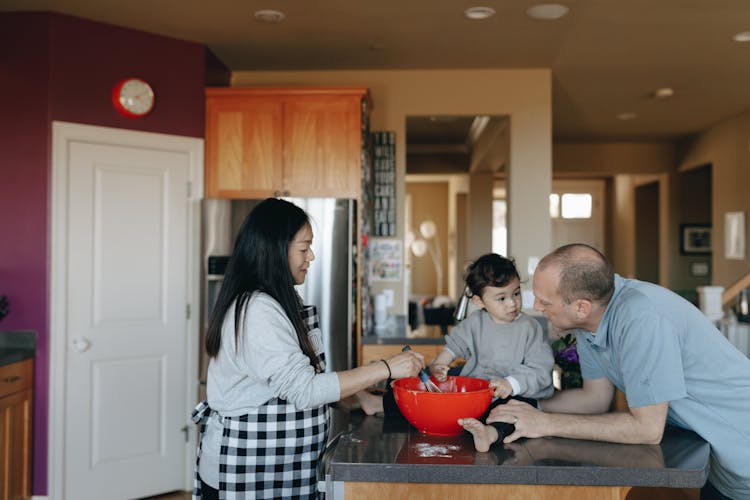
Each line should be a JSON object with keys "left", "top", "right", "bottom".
{"left": 406, "top": 181, "right": 450, "bottom": 297}
{"left": 635, "top": 182, "right": 660, "bottom": 283}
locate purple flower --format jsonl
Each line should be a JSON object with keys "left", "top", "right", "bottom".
{"left": 557, "top": 344, "right": 579, "bottom": 364}
{"left": 551, "top": 333, "right": 582, "bottom": 389}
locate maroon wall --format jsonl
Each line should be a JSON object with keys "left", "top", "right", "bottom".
{"left": 0, "top": 14, "right": 53, "bottom": 495}
{"left": 0, "top": 12, "right": 207, "bottom": 495}
{"left": 49, "top": 14, "right": 205, "bottom": 136}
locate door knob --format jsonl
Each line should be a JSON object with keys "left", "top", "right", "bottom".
{"left": 72, "top": 336, "right": 91, "bottom": 353}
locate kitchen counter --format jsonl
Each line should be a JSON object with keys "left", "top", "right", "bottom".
{"left": 0, "top": 330, "right": 36, "bottom": 367}
{"left": 361, "top": 334, "right": 445, "bottom": 345}
{"left": 362, "top": 319, "right": 446, "bottom": 345}
{"left": 323, "top": 411, "right": 709, "bottom": 499}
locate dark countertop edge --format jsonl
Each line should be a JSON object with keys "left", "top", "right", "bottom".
{"left": 328, "top": 424, "right": 710, "bottom": 489}
{"left": 0, "top": 330, "right": 37, "bottom": 367}
{"left": 361, "top": 336, "right": 445, "bottom": 345}
{"left": 0, "top": 349, "right": 35, "bottom": 367}
{"left": 0, "top": 330, "right": 37, "bottom": 348}
{"left": 330, "top": 463, "right": 709, "bottom": 488}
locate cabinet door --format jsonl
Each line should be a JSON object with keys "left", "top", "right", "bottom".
{"left": 205, "top": 95, "right": 283, "bottom": 198}
{"left": 0, "top": 389, "right": 32, "bottom": 500}
{"left": 283, "top": 95, "right": 362, "bottom": 198}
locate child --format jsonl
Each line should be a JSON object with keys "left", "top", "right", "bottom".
{"left": 431, "top": 253, "right": 554, "bottom": 452}
{"left": 191, "top": 198, "right": 424, "bottom": 499}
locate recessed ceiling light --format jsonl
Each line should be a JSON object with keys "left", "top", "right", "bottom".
{"left": 254, "top": 9, "right": 286, "bottom": 23}
{"left": 616, "top": 112, "right": 637, "bottom": 121}
{"left": 526, "top": 4, "right": 570, "bottom": 20}
{"left": 732, "top": 30, "right": 750, "bottom": 42}
{"left": 464, "top": 6, "right": 496, "bottom": 20}
{"left": 653, "top": 87, "right": 675, "bottom": 99}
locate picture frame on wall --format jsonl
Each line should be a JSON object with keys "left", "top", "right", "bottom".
{"left": 680, "top": 224, "right": 711, "bottom": 255}
{"left": 724, "top": 211, "right": 746, "bottom": 260}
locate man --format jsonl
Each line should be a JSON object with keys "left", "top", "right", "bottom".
{"left": 487, "top": 244, "right": 750, "bottom": 499}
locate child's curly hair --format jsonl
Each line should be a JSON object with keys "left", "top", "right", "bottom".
{"left": 464, "top": 253, "right": 519, "bottom": 298}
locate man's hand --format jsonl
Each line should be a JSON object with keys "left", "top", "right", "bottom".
{"left": 486, "top": 399, "right": 546, "bottom": 442}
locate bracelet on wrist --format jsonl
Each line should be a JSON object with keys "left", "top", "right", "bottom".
{"left": 380, "top": 359, "right": 392, "bottom": 379}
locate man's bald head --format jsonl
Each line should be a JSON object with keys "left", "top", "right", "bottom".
{"left": 537, "top": 244, "right": 615, "bottom": 305}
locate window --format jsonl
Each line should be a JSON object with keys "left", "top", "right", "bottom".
{"left": 549, "top": 193, "right": 592, "bottom": 219}
{"left": 492, "top": 199, "right": 507, "bottom": 256}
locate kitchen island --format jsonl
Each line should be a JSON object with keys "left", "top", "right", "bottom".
{"left": 323, "top": 410, "right": 709, "bottom": 499}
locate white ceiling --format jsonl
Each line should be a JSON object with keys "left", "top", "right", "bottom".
{"left": 4, "top": 0, "right": 750, "bottom": 143}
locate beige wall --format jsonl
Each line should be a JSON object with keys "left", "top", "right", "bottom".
{"left": 233, "top": 69, "right": 553, "bottom": 314}
{"left": 554, "top": 142, "right": 675, "bottom": 176}
{"left": 678, "top": 111, "right": 750, "bottom": 289}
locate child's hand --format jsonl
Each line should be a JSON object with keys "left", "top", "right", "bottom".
{"left": 430, "top": 363, "right": 450, "bottom": 382}
{"left": 489, "top": 378, "right": 513, "bottom": 399}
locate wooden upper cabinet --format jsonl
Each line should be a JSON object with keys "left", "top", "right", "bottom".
{"left": 205, "top": 94, "right": 283, "bottom": 198}
{"left": 205, "top": 87, "right": 369, "bottom": 199}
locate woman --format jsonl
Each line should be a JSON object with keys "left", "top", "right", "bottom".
{"left": 192, "top": 197, "right": 423, "bottom": 499}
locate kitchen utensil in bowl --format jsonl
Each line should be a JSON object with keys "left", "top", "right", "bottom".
{"left": 401, "top": 345, "right": 442, "bottom": 392}
{"left": 392, "top": 376, "right": 493, "bottom": 436}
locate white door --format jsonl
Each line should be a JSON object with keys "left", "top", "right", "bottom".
{"left": 51, "top": 123, "right": 202, "bottom": 500}
{"left": 551, "top": 179, "right": 605, "bottom": 252}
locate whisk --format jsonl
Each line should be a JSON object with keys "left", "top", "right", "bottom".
{"left": 402, "top": 345, "right": 443, "bottom": 393}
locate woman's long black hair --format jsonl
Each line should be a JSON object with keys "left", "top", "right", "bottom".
{"left": 205, "top": 197, "right": 321, "bottom": 371}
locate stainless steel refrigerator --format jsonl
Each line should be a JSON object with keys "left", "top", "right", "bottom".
{"left": 200, "top": 198, "right": 356, "bottom": 386}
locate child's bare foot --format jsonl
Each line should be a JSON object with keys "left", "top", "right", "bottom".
{"left": 458, "top": 418, "right": 499, "bottom": 452}
{"left": 354, "top": 390, "right": 384, "bottom": 415}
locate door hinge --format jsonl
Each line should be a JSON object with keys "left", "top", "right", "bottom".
{"left": 187, "top": 181, "right": 192, "bottom": 197}
{"left": 186, "top": 303, "right": 191, "bottom": 319}
{"left": 181, "top": 425, "right": 189, "bottom": 443}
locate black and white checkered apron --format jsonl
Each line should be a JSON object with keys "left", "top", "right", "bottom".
{"left": 192, "top": 305, "right": 329, "bottom": 499}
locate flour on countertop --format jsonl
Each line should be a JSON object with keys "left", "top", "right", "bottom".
{"left": 413, "top": 442, "right": 462, "bottom": 458}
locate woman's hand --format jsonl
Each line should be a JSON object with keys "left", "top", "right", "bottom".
{"left": 489, "top": 378, "right": 513, "bottom": 399}
{"left": 430, "top": 362, "right": 450, "bottom": 382}
{"left": 385, "top": 351, "right": 425, "bottom": 379}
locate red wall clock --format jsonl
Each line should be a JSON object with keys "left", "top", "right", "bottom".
{"left": 111, "top": 77, "right": 155, "bottom": 118}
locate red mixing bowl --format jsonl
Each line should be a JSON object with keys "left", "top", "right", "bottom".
{"left": 392, "top": 376, "right": 493, "bottom": 436}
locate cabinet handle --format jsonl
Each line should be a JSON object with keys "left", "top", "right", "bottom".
{"left": 3, "top": 376, "right": 21, "bottom": 383}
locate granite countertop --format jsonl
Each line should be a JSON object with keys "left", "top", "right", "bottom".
{"left": 0, "top": 330, "right": 36, "bottom": 367}
{"left": 325, "top": 411, "right": 709, "bottom": 489}
{"left": 361, "top": 335, "right": 445, "bottom": 345}
{"left": 362, "top": 322, "right": 446, "bottom": 345}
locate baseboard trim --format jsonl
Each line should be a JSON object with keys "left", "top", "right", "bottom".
{"left": 32, "top": 496, "right": 50, "bottom": 500}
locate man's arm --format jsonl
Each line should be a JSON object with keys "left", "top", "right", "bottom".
{"left": 487, "top": 377, "right": 668, "bottom": 445}
{"left": 541, "top": 377, "right": 615, "bottom": 414}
